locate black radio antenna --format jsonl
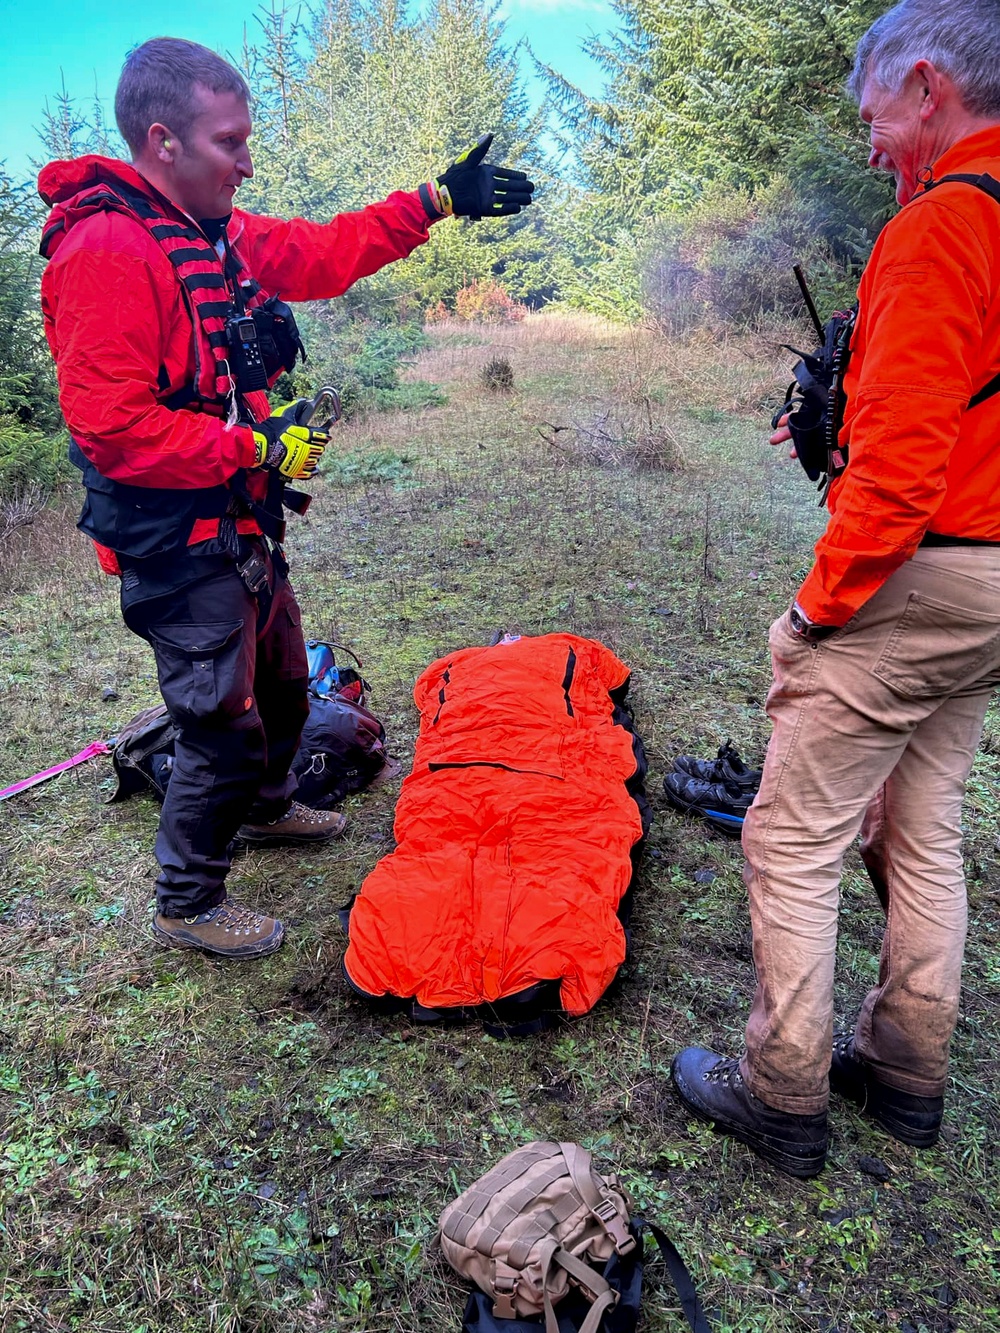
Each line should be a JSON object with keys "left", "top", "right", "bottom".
{"left": 793, "top": 263, "right": 825, "bottom": 341}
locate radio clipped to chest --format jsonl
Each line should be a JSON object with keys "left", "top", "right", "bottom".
{"left": 225, "top": 294, "right": 307, "bottom": 396}
{"left": 773, "top": 264, "right": 856, "bottom": 503}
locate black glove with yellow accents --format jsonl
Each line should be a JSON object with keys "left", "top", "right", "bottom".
{"left": 251, "top": 402, "right": 329, "bottom": 481}
{"left": 419, "top": 133, "right": 534, "bottom": 222}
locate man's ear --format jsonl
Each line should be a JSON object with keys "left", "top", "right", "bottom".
{"left": 913, "top": 59, "right": 946, "bottom": 120}
{"left": 148, "top": 122, "right": 176, "bottom": 163}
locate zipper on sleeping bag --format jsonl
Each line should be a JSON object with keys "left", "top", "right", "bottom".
{"left": 431, "top": 665, "right": 451, "bottom": 725}
{"left": 561, "top": 646, "right": 576, "bottom": 716}
{"left": 427, "top": 761, "right": 565, "bottom": 778}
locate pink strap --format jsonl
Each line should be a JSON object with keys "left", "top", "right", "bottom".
{"left": 0, "top": 741, "right": 109, "bottom": 803}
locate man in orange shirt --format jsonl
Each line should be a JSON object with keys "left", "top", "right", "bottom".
{"left": 672, "top": 0, "right": 1000, "bottom": 1176}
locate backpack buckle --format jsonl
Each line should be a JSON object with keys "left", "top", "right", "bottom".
{"left": 491, "top": 1261, "right": 519, "bottom": 1319}
{"left": 593, "top": 1197, "right": 636, "bottom": 1256}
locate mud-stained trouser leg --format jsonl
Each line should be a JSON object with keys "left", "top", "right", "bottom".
{"left": 739, "top": 548, "right": 1000, "bottom": 1116}
{"left": 854, "top": 686, "right": 992, "bottom": 1096}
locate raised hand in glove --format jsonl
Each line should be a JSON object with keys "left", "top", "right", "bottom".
{"left": 419, "top": 133, "right": 534, "bottom": 221}
{"left": 251, "top": 402, "right": 329, "bottom": 480}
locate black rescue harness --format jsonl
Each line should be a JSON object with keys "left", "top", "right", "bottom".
{"left": 43, "top": 177, "right": 310, "bottom": 561}
{"left": 777, "top": 170, "right": 1000, "bottom": 505}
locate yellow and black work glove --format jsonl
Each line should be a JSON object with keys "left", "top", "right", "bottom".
{"left": 419, "top": 133, "right": 534, "bottom": 222}
{"left": 251, "top": 402, "right": 329, "bottom": 481}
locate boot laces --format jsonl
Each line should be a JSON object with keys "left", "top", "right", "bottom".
{"left": 270, "top": 800, "right": 335, "bottom": 827}
{"left": 213, "top": 903, "right": 267, "bottom": 937}
{"left": 704, "top": 1058, "right": 744, "bottom": 1088}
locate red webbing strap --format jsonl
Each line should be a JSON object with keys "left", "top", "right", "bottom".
{"left": 79, "top": 179, "right": 269, "bottom": 406}
{"left": 0, "top": 741, "right": 109, "bottom": 803}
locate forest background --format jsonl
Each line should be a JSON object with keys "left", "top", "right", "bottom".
{"left": 0, "top": 0, "right": 897, "bottom": 507}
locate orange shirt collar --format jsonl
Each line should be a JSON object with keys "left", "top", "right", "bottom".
{"left": 925, "top": 124, "right": 1000, "bottom": 181}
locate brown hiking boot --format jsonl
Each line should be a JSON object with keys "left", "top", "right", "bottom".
{"left": 237, "top": 800, "right": 348, "bottom": 846}
{"left": 153, "top": 900, "right": 285, "bottom": 959}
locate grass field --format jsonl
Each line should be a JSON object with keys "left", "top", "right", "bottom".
{"left": 1, "top": 313, "right": 998, "bottom": 1333}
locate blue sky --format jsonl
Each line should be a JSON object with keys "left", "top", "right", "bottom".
{"left": 1, "top": 0, "right": 616, "bottom": 187}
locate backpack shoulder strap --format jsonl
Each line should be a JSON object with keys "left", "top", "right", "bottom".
{"left": 930, "top": 171, "right": 1000, "bottom": 204}
{"left": 920, "top": 171, "right": 1000, "bottom": 411}
{"left": 558, "top": 1143, "right": 636, "bottom": 1256}
{"left": 636, "top": 1219, "right": 715, "bottom": 1333}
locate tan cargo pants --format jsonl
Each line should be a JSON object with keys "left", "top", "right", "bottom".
{"left": 740, "top": 546, "right": 1000, "bottom": 1115}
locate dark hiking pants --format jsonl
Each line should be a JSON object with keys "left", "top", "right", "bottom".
{"left": 122, "top": 540, "right": 309, "bottom": 918}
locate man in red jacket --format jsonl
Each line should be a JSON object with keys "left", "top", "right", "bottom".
{"left": 671, "top": 0, "right": 1000, "bottom": 1174}
{"left": 40, "top": 37, "right": 533, "bottom": 960}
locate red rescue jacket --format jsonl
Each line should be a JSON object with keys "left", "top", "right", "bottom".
{"left": 39, "top": 156, "right": 436, "bottom": 567}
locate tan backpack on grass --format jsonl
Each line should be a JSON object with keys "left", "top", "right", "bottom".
{"left": 439, "top": 1140, "right": 636, "bottom": 1332}
{"left": 439, "top": 1141, "right": 713, "bottom": 1333}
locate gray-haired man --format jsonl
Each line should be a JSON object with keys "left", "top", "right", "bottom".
{"left": 672, "top": 0, "right": 1000, "bottom": 1175}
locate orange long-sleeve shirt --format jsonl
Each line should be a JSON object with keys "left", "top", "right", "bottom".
{"left": 797, "top": 126, "right": 1000, "bottom": 625}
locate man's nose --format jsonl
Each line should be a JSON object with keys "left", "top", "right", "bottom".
{"left": 868, "top": 145, "right": 881, "bottom": 169}
{"left": 238, "top": 148, "right": 254, "bottom": 180}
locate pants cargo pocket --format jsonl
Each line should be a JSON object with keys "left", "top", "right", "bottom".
{"left": 148, "top": 619, "right": 250, "bottom": 724}
{"left": 873, "top": 592, "right": 1000, "bottom": 699}
{"left": 276, "top": 591, "right": 309, "bottom": 682}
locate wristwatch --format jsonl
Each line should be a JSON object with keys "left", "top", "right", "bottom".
{"left": 789, "top": 603, "right": 838, "bottom": 643}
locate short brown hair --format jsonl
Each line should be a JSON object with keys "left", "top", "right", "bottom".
{"left": 115, "top": 37, "right": 251, "bottom": 154}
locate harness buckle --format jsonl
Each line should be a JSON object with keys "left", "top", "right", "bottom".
{"left": 592, "top": 1198, "right": 636, "bottom": 1256}
{"left": 490, "top": 1262, "right": 519, "bottom": 1319}
{"left": 236, "top": 549, "right": 270, "bottom": 596}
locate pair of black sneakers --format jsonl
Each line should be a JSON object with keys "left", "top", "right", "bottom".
{"left": 663, "top": 740, "right": 762, "bottom": 836}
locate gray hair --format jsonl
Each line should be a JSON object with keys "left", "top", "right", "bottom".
{"left": 115, "top": 37, "right": 251, "bottom": 155}
{"left": 849, "top": 0, "right": 1000, "bottom": 115}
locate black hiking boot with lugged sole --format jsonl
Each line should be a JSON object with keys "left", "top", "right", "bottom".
{"left": 830, "top": 1035, "right": 943, "bottom": 1148}
{"left": 671, "top": 1046, "right": 828, "bottom": 1178}
{"left": 153, "top": 900, "right": 285, "bottom": 960}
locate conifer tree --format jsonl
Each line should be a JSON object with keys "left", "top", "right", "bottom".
{"left": 242, "top": 0, "right": 553, "bottom": 308}
{"left": 554, "top": 0, "right": 894, "bottom": 233}
{"left": 546, "top": 0, "right": 897, "bottom": 322}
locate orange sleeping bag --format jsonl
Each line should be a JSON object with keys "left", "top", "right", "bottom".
{"left": 343, "top": 633, "right": 649, "bottom": 1022}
